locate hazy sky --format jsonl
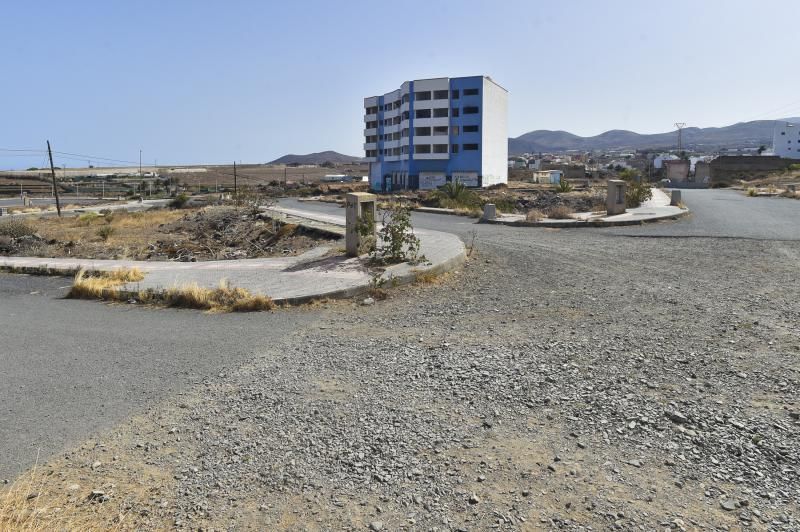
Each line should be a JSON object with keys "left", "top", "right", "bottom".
{"left": 2, "top": 0, "right": 799, "bottom": 168}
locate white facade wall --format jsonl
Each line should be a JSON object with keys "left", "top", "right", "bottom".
{"left": 480, "top": 77, "right": 509, "bottom": 187}
{"left": 773, "top": 121, "right": 800, "bottom": 158}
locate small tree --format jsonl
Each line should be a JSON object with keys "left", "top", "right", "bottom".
{"left": 371, "top": 203, "right": 422, "bottom": 265}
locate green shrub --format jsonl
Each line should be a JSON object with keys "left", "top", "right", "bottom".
{"left": 78, "top": 212, "right": 99, "bottom": 225}
{"left": 556, "top": 179, "right": 573, "bottom": 193}
{"left": 170, "top": 193, "right": 189, "bottom": 208}
{"left": 371, "top": 203, "right": 422, "bottom": 265}
{"left": 431, "top": 182, "right": 480, "bottom": 209}
{"left": 96, "top": 225, "right": 115, "bottom": 241}
{"left": 624, "top": 181, "right": 653, "bottom": 208}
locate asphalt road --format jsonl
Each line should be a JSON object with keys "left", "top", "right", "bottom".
{"left": 279, "top": 188, "right": 800, "bottom": 241}
{"left": 0, "top": 275, "right": 316, "bottom": 479}
{"left": 0, "top": 188, "right": 797, "bottom": 480}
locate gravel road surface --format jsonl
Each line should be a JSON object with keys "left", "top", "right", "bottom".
{"left": 1, "top": 189, "right": 798, "bottom": 530}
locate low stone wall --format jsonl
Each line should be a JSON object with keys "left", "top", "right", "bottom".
{"left": 710, "top": 156, "right": 800, "bottom": 183}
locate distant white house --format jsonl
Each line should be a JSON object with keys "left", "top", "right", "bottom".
{"left": 527, "top": 158, "right": 541, "bottom": 170}
{"left": 653, "top": 153, "right": 679, "bottom": 169}
{"left": 532, "top": 169, "right": 562, "bottom": 184}
{"left": 773, "top": 121, "right": 799, "bottom": 158}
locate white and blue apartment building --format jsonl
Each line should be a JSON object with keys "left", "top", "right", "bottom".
{"left": 363, "top": 76, "right": 508, "bottom": 191}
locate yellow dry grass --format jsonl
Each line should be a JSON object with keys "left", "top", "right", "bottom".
{"left": 163, "top": 279, "right": 275, "bottom": 312}
{"left": 25, "top": 208, "right": 187, "bottom": 248}
{"left": 0, "top": 464, "right": 114, "bottom": 532}
{"left": 67, "top": 268, "right": 145, "bottom": 300}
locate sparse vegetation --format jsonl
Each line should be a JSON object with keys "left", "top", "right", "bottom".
{"left": 169, "top": 193, "right": 189, "bottom": 208}
{"left": 0, "top": 219, "right": 37, "bottom": 238}
{"left": 556, "top": 179, "right": 573, "bottom": 193}
{"left": 546, "top": 205, "right": 575, "bottom": 219}
{"left": 96, "top": 225, "right": 115, "bottom": 241}
{"left": 747, "top": 187, "right": 758, "bottom": 196}
{"left": 67, "top": 268, "right": 145, "bottom": 299}
{"left": 77, "top": 212, "right": 99, "bottom": 225}
{"left": 525, "top": 209, "right": 544, "bottom": 222}
{"left": 371, "top": 203, "right": 422, "bottom": 265}
{"left": 624, "top": 180, "right": 653, "bottom": 208}
{"left": 430, "top": 182, "right": 480, "bottom": 209}
{"left": 0, "top": 465, "right": 110, "bottom": 531}
{"left": 162, "top": 279, "right": 275, "bottom": 312}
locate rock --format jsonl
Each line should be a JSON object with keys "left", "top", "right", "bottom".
{"left": 91, "top": 460, "right": 102, "bottom": 469}
{"left": 720, "top": 499, "right": 737, "bottom": 511}
{"left": 88, "top": 489, "right": 107, "bottom": 502}
{"left": 666, "top": 410, "right": 688, "bottom": 424}
{"left": 468, "top": 493, "right": 480, "bottom": 504}
{"left": 362, "top": 297, "right": 375, "bottom": 306}
{"left": 67, "top": 483, "right": 81, "bottom": 491}
{"left": 369, "top": 521, "right": 384, "bottom": 531}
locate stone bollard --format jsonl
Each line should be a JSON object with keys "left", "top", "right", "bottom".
{"left": 670, "top": 189, "right": 682, "bottom": 206}
{"left": 606, "top": 179, "right": 626, "bottom": 215}
{"left": 482, "top": 203, "right": 497, "bottom": 221}
{"left": 345, "top": 192, "right": 377, "bottom": 257}
{"left": 22, "top": 193, "right": 31, "bottom": 207}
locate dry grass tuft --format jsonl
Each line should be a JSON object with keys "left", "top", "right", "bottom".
{"left": 545, "top": 205, "right": 575, "bottom": 219}
{"left": 525, "top": 209, "right": 544, "bottom": 222}
{"left": 414, "top": 270, "right": 439, "bottom": 284}
{"left": 67, "top": 268, "right": 145, "bottom": 299}
{"left": 0, "top": 464, "right": 113, "bottom": 531}
{"left": 163, "top": 279, "right": 275, "bottom": 312}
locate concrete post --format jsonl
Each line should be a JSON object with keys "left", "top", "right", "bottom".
{"left": 345, "top": 192, "right": 377, "bottom": 257}
{"left": 22, "top": 192, "right": 30, "bottom": 207}
{"left": 670, "top": 189, "right": 682, "bottom": 206}
{"left": 606, "top": 179, "right": 626, "bottom": 215}
{"left": 482, "top": 203, "right": 497, "bottom": 220}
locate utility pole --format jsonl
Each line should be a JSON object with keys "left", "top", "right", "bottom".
{"left": 674, "top": 122, "right": 686, "bottom": 153}
{"left": 139, "top": 149, "right": 142, "bottom": 176}
{"left": 46, "top": 140, "right": 62, "bottom": 217}
{"left": 233, "top": 161, "right": 238, "bottom": 198}
{"left": 284, "top": 166, "right": 287, "bottom": 185}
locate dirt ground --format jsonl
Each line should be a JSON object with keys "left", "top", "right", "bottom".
{"left": 0, "top": 206, "right": 340, "bottom": 261}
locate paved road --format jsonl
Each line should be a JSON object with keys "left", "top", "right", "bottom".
{"left": 280, "top": 189, "right": 800, "bottom": 241}
{"left": 1, "top": 188, "right": 797, "bottom": 480}
{"left": 0, "top": 275, "right": 316, "bottom": 479}
{"left": 0, "top": 197, "right": 102, "bottom": 208}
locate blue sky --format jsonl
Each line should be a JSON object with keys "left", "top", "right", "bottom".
{"left": 2, "top": 0, "right": 799, "bottom": 168}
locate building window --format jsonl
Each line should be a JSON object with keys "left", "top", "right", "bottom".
{"left": 433, "top": 108, "right": 449, "bottom": 118}
{"left": 366, "top": 121, "right": 377, "bottom": 129}
{"left": 401, "top": 128, "right": 409, "bottom": 138}
{"left": 463, "top": 125, "right": 479, "bottom": 133}
{"left": 463, "top": 106, "right": 479, "bottom": 114}
{"left": 401, "top": 146, "right": 409, "bottom": 154}
{"left": 451, "top": 89, "right": 460, "bottom": 99}
{"left": 414, "top": 91, "right": 432, "bottom": 101}
{"left": 402, "top": 111, "right": 410, "bottom": 120}
{"left": 414, "top": 126, "right": 431, "bottom": 136}
{"left": 433, "top": 144, "right": 448, "bottom": 154}
{"left": 463, "top": 143, "right": 479, "bottom": 150}
{"left": 451, "top": 144, "right": 459, "bottom": 153}
{"left": 433, "top": 126, "right": 448, "bottom": 135}
{"left": 463, "top": 88, "right": 479, "bottom": 96}
{"left": 781, "top": 131, "right": 786, "bottom": 135}
{"left": 402, "top": 94, "right": 410, "bottom": 104}
{"left": 414, "top": 144, "right": 431, "bottom": 154}
{"left": 415, "top": 109, "right": 431, "bottom": 119}
{"left": 452, "top": 126, "right": 459, "bottom": 135}
{"left": 452, "top": 107, "right": 460, "bottom": 117}
{"left": 433, "top": 89, "right": 449, "bottom": 100}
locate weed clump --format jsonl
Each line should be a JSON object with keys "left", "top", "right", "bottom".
{"left": 546, "top": 205, "right": 575, "bottom": 219}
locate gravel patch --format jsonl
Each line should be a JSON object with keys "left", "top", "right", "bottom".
{"left": 21, "top": 228, "right": 800, "bottom": 530}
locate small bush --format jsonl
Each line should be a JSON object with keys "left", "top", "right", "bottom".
{"left": 96, "top": 225, "right": 115, "bottom": 241}
{"left": 625, "top": 181, "right": 653, "bottom": 208}
{"left": 431, "top": 182, "right": 480, "bottom": 209}
{"left": 747, "top": 187, "right": 758, "bottom": 196}
{"left": 0, "top": 219, "right": 36, "bottom": 238}
{"left": 371, "top": 204, "right": 422, "bottom": 265}
{"left": 77, "top": 212, "right": 99, "bottom": 225}
{"left": 525, "top": 209, "right": 544, "bottom": 222}
{"left": 546, "top": 205, "right": 575, "bottom": 219}
{"left": 556, "top": 179, "right": 574, "bottom": 193}
{"left": 170, "top": 193, "right": 189, "bottom": 208}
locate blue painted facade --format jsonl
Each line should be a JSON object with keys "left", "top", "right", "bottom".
{"left": 365, "top": 76, "right": 489, "bottom": 192}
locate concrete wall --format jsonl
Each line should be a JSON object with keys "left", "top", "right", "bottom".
{"left": 709, "top": 155, "right": 800, "bottom": 183}
{"left": 480, "top": 76, "right": 508, "bottom": 187}
{"left": 664, "top": 160, "right": 690, "bottom": 181}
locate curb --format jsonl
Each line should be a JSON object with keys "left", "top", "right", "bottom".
{"left": 481, "top": 208, "right": 690, "bottom": 228}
